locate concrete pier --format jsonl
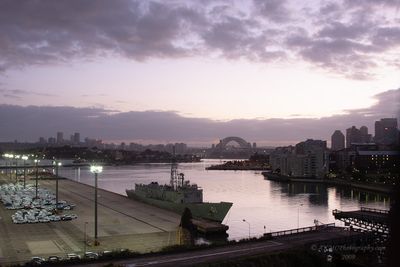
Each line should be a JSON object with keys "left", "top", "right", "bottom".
{"left": 0, "top": 174, "right": 181, "bottom": 265}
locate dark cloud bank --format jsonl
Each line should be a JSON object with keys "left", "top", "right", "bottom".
{"left": 0, "top": 89, "right": 398, "bottom": 145}
{"left": 0, "top": 0, "right": 399, "bottom": 79}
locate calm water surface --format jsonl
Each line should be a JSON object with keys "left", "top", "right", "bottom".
{"left": 59, "top": 159, "right": 390, "bottom": 240}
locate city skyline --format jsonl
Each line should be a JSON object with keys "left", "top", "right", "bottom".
{"left": 0, "top": 88, "right": 398, "bottom": 145}
{"left": 0, "top": 0, "right": 399, "bottom": 122}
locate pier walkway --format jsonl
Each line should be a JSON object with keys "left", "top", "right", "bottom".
{"left": 333, "top": 207, "right": 389, "bottom": 234}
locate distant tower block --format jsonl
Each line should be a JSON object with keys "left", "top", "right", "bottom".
{"left": 375, "top": 118, "right": 399, "bottom": 145}
{"left": 331, "top": 130, "right": 345, "bottom": 151}
{"left": 73, "top": 132, "right": 80, "bottom": 144}
{"left": 253, "top": 142, "right": 257, "bottom": 148}
{"left": 56, "top": 131, "right": 64, "bottom": 144}
{"left": 346, "top": 126, "right": 361, "bottom": 148}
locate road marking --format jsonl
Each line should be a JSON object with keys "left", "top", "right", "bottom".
{"left": 54, "top": 229, "right": 81, "bottom": 251}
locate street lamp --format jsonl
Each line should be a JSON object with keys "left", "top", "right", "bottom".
{"left": 242, "top": 219, "right": 251, "bottom": 238}
{"left": 90, "top": 165, "right": 103, "bottom": 246}
{"left": 14, "top": 155, "right": 20, "bottom": 183}
{"left": 2, "top": 154, "right": 9, "bottom": 178}
{"left": 84, "top": 221, "right": 88, "bottom": 254}
{"left": 21, "top": 155, "right": 28, "bottom": 188}
{"left": 7, "top": 154, "right": 14, "bottom": 180}
{"left": 34, "top": 159, "right": 40, "bottom": 199}
{"left": 53, "top": 160, "right": 62, "bottom": 209}
{"left": 297, "top": 203, "right": 303, "bottom": 228}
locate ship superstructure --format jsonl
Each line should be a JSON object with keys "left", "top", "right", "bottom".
{"left": 126, "top": 154, "right": 232, "bottom": 222}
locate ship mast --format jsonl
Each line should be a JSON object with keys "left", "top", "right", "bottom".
{"left": 170, "top": 146, "right": 178, "bottom": 190}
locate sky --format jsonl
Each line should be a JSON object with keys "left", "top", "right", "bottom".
{"left": 0, "top": 0, "right": 399, "bottom": 145}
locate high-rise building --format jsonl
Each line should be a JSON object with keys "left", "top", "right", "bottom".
{"left": 48, "top": 137, "right": 56, "bottom": 144}
{"left": 331, "top": 130, "right": 345, "bottom": 151}
{"left": 73, "top": 132, "right": 80, "bottom": 144}
{"left": 346, "top": 126, "right": 361, "bottom": 148}
{"left": 359, "top": 126, "right": 372, "bottom": 143}
{"left": 56, "top": 132, "right": 64, "bottom": 144}
{"left": 374, "top": 118, "right": 399, "bottom": 145}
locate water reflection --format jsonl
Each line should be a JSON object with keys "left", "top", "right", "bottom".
{"left": 58, "top": 160, "right": 390, "bottom": 240}
{"left": 273, "top": 182, "right": 329, "bottom": 206}
{"left": 270, "top": 181, "right": 390, "bottom": 207}
{"left": 334, "top": 186, "right": 390, "bottom": 204}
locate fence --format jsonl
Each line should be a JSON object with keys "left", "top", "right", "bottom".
{"left": 360, "top": 207, "right": 389, "bottom": 214}
{"left": 263, "top": 223, "right": 336, "bottom": 239}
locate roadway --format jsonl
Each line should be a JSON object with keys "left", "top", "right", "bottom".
{"left": 76, "top": 227, "right": 361, "bottom": 267}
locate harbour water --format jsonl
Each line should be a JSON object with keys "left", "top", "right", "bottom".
{"left": 58, "top": 159, "right": 390, "bottom": 240}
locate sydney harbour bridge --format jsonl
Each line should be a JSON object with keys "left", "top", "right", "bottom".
{"left": 208, "top": 136, "right": 256, "bottom": 158}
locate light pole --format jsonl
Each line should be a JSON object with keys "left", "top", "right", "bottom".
{"left": 297, "top": 203, "right": 303, "bottom": 228}
{"left": 14, "top": 155, "right": 20, "bottom": 183}
{"left": 22, "top": 156, "right": 28, "bottom": 188}
{"left": 84, "top": 221, "right": 88, "bottom": 254}
{"left": 90, "top": 165, "right": 103, "bottom": 246}
{"left": 8, "top": 154, "right": 14, "bottom": 180}
{"left": 2, "top": 154, "right": 9, "bottom": 178}
{"left": 53, "top": 160, "right": 62, "bottom": 209}
{"left": 243, "top": 219, "right": 250, "bottom": 238}
{"left": 34, "top": 159, "right": 40, "bottom": 199}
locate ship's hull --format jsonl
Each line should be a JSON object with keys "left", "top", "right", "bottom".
{"left": 126, "top": 189, "right": 232, "bottom": 222}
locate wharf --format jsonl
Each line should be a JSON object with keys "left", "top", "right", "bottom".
{"left": 0, "top": 174, "right": 181, "bottom": 265}
{"left": 262, "top": 172, "right": 393, "bottom": 194}
{"left": 333, "top": 207, "right": 389, "bottom": 233}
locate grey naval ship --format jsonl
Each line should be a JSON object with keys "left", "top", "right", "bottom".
{"left": 126, "top": 160, "right": 232, "bottom": 222}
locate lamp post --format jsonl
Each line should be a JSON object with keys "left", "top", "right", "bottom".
{"left": 34, "top": 159, "right": 40, "bottom": 199}
{"left": 2, "top": 154, "right": 8, "bottom": 178}
{"left": 8, "top": 154, "right": 14, "bottom": 180}
{"left": 297, "top": 203, "right": 303, "bottom": 228}
{"left": 242, "top": 219, "right": 251, "bottom": 238}
{"left": 53, "top": 160, "right": 62, "bottom": 208}
{"left": 14, "top": 155, "right": 20, "bottom": 183}
{"left": 21, "top": 156, "right": 28, "bottom": 188}
{"left": 84, "top": 221, "right": 88, "bottom": 254}
{"left": 90, "top": 165, "right": 103, "bottom": 246}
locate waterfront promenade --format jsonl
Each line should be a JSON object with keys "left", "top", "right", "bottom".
{"left": 0, "top": 174, "right": 181, "bottom": 265}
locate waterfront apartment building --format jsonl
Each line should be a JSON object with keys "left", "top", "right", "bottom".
{"left": 331, "top": 130, "right": 345, "bottom": 151}
{"left": 270, "top": 139, "right": 328, "bottom": 178}
{"left": 374, "top": 118, "right": 399, "bottom": 145}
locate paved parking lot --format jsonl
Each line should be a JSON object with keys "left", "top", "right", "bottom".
{"left": 0, "top": 174, "right": 180, "bottom": 265}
